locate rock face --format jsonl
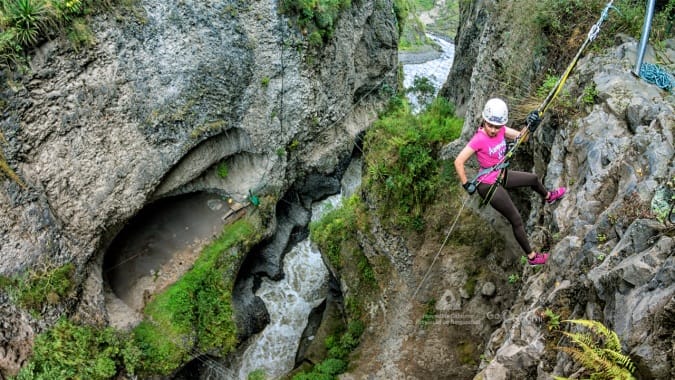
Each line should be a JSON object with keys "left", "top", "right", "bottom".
{"left": 436, "top": 2, "right": 675, "bottom": 379}
{"left": 0, "top": 0, "right": 398, "bottom": 376}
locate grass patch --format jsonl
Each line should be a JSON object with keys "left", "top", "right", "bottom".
{"left": 0, "top": 0, "right": 120, "bottom": 67}
{"left": 0, "top": 262, "right": 76, "bottom": 314}
{"left": 9, "top": 218, "right": 263, "bottom": 379}
{"left": 133, "top": 218, "right": 259, "bottom": 375}
{"left": 419, "top": 298, "right": 436, "bottom": 328}
{"left": 291, "top": 320, "right": 365, "bottom": 380}
{"left": 309, "top": 195, "right": 380, "bottom": 321}
{"left": 217, "top": 161, "right": 228, "bottom": 178}
{"left": 14, "top": 319, "right": 142, "bottom": 380}
{"left": 310, "top": 195, "right": 365, "bottom": 271}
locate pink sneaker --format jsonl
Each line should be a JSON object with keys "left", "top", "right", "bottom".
{"left": 546, "top": 187, "right": 566, "bottom": 204}
{"left": 528, "top": 252, "right": 549, "bottom": 265}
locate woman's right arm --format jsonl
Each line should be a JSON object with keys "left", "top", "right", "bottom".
{"left": 454, "top": 145, "right": 475, "bottom": 185}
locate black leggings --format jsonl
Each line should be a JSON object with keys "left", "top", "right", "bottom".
{"left": 476, "top": 171, "right": 548, "bottom": 254}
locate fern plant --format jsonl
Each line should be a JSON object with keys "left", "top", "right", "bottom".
{"left": 554, "top": 319, "right": 636, "bottom": 380}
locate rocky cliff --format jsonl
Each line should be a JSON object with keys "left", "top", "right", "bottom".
{"left": 438, "top": 2, "right": 674, "bottom": 379}
{"left": 341, "top": 2, "right": 674, "bottom": 380}
{"left": 0, "top": 0, "right": 398, "bottom": 376}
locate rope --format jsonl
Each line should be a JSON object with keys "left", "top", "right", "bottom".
{"left": 540, "top": 0, "right": 615, "bottom": 115}
{"left": 639, "top": 62, "right": 675, "bottom": 93}
{"left": 411, "top": 196, "right": 468, "bottom": 300}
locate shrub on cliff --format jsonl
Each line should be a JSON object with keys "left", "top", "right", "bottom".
{"left": 280, "top": 0, "right": 352, "bottom": 47}
{"left": 13, "top": 319, "right": 141, "bottom": 380}
{"left": 364, "top": 96, "right": 462, "bottom": 230}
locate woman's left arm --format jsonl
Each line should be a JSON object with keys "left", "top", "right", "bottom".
{"left": 504, "top": 126, "right": 521, "bottom": 140}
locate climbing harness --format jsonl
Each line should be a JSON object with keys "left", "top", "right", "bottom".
{"left": 479, "top": 165, "right": 509, "bottom": 207}
{"left": 470, "top": 0, "right": 617, "bottom": 207}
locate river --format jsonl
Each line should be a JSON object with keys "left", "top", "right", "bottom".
{"left": 220, "top": 34, "right": 456, "bottom": 379}
{"left": 401, "top": 34, "right": 455, "bottom": 113}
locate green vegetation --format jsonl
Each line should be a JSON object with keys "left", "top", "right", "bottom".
{"left": 457, "top": 340, "right": 479, "bottom": 365}
{"left": 398, "top": 11, "right": 430, "bottom": 51}
{"left": 310, "top": 195, "right": 371, "bottom": 275}
{"left": 0, "top": 263, "right": 75, "bottom": 313}
{"left": 217, "top": 161, "right": 228, "bottom": 178}
{"left": 543, "top": 308, "right": 561, "bottom": 331}
{"left": 279, "top": 0, "right": 352, "bottom": 48}
{"left": 413, "top": 0, "right": 434, "bottom": 12}
{"left": 462, "top": 265, "right": 480, "bottom": 297}
{"left": 508, "top": 273, "right": 520, "bottom": 284}
{"left": 288, "top": 139, "right": 300, "bottom": 151}
{"left": 534, "top": 0, "right": 674, "bottom": 55}
{"left": 407, "top": 75, "right": 436, "bottom": 109}
{"left": 393, "top": 0, "right": 411, "bottom": 36}
{"left": 653, "top": 175, "right": 675, "bottom": 225}
{"left": 0, "top": 0, "right": 116, "bottom": 67}
{"left": 419, "top": 298, "right": 436, "bottom": 328}
{"left": 14, "top": 319, "right": 141, "bottom": 380}
{"left": 479, "top": 0, "right": 674, "bottom": 106}
{"left": 10, "top": 219, "right": 260, "bottom": 379}
{"left": 555, "top": 319, "right": 636, "bottom": 380}
{"left": 292, "top": 320, "right": 364, "bottom": 380}
{"left": 520, "top": 255, "right": 528, "bottom": 265}
{"left": 247, "top": 369, "right": 267, "bottom": 380}
{"left": 399, "top": 0, "right": 459, "bottom": 50}
{"left": 536, "top": 74, "right": 561, "bottom": 98}
{"left": 0, "top": 149, "right": 26, "bottom": 188}
{"left": 581, "top": 83, "right": 598, "bottom": 105}
{"left": 310, "top": 194, "right": 379, "bottom": 321}
{"left": 133, "top": 219, "right": 257, "bottom": 375}
{"left": 363, "top": 96, "right": 462, "bottom": 230}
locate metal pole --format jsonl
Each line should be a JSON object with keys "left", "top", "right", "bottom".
{"left": 633, "top": 0, "right": 656, "bottom": 76}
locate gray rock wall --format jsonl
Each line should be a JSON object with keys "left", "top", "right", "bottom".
{"left": 441, "top": 3, "right": 675, "bottom": 378}
{"left": 0, "top": 0, "right": 398, "bottom": 375}
{"left": 0, "top": 0, "right": 397, "bottom": 274}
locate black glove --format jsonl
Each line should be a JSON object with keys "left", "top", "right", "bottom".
{"left": 463, "top": 181, "right": 477, "bottom": 195}
{"left": 526, "top": 110, "right": 541, "bottom": 132}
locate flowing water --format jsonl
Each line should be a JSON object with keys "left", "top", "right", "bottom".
{"left": 215, "top": 157, "right": 362, "bottom": 379}
{"left": 402, "top": 33, "right": 455, "bottom": 113}
{"left": 232, "top": 240, "right": 330, "bottom": 378}
{"left": 104, "top": 29, "right": 455, "bottom": 379}
{"left": 170, "top": 34, "right": 454, "bottom": 379}
{"left": 221, "top": 34, "right": 456, "bottom": 379}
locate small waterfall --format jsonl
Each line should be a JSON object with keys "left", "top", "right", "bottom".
{"left": 234, "top": 239, "right": 329, "bottom": 379}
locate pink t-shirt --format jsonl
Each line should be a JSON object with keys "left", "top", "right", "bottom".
{"left": 468, "top": 127, "right": 507, "bottom": 184}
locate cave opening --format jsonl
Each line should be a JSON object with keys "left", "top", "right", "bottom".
{"left": 102, "top": 191, "right": 234, "bottom": 320}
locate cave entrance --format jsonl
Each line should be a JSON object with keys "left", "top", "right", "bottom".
{"left": 103, "top": 192, "right": 237, "bottom": 318}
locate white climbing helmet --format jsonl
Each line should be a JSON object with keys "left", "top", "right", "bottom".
{"left": 482, "top": 98, "right": 508, "bottom": 125}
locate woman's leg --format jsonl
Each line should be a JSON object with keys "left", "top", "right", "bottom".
{"left": 477, "top": 183, "right": 532, "bottom": 254}
{"left": 503, "top": 171, "right": 547, "bottom": 198}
